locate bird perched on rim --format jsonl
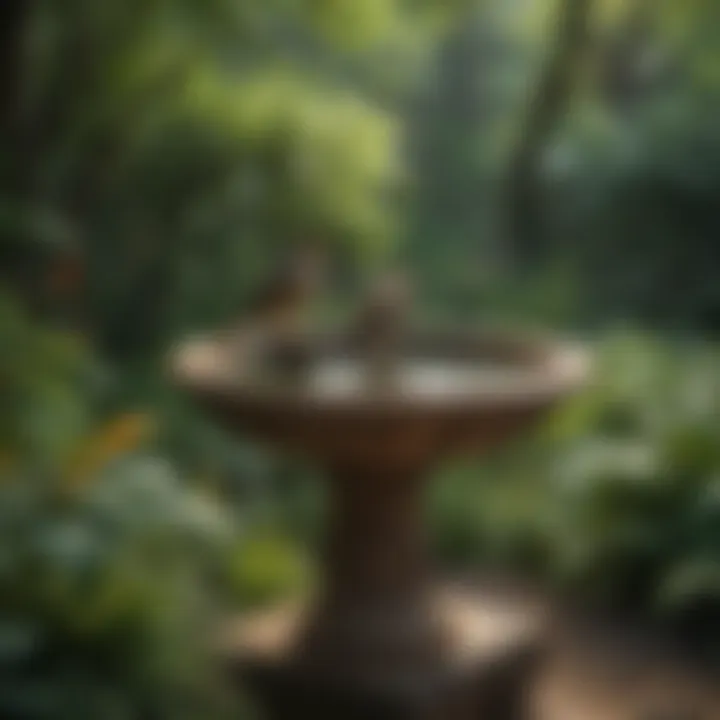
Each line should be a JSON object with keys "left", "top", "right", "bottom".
{"left": 232, "top": 243, "right": 328, "bottom": 383}
{"left": 244, "top": 242, "right": 327, "bottom": 334}
{"left": 352, "top": 269, "right": 413, "bottom": 389}
{"left": 353, "top": 269, "right": 413, "bottom": 342}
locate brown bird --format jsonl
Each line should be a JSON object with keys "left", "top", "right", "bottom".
{"left": 352, "top": 269, "right": 413, "bottom": 389}
{"left": 245, "top": 244, "right": 326, "bottom": 333}
{"left": 231, "top": 244, "right": 327, "bottom": 383}
{"left": 354, "top": 270, "right": 412, "bottom": 341}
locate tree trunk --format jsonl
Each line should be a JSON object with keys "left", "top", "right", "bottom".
{"left": 0, "top": 1, "right": 40, "bottom": 310}
{"left": 504, "top": 0, "right": 595, "bottom": 271}
{"left": 0, "top": 0, "right": 31, "bottom": 145}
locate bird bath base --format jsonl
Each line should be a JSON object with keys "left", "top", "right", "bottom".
{"left": 174, "top": 328, "right": 587, "bottom": 720}
{"left": 222, "top": 586, "right": 544, "bottom": 720}
{"left": 219, "top": 455, "right": 549, "bottom": 719}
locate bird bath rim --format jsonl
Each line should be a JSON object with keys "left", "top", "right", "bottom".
{"left": 169, "top": 326, "right": 592, "bottom": 679}
{"left": 170, "top": 326, "right": 590, "bottom": 416}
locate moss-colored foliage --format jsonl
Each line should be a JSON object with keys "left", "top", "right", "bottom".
{"left": 6, "top": 0, "right": 412, "bottom": 362}
{"left": 433, "top": 334, "right": 720, "bottom": 625}
{"left": 227, "top": 529, "right": 313, "bottom": 610}
{"left": 4, "top": 0, "right": 720, "bottom": 715}
{"left": 0, "top": 294, "right": 238, "bottom": 718}
{"left": 0, "top": 2, "right": 446, "bottom": 716}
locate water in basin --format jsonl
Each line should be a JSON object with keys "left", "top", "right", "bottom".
{"left": 304, "top": 358, "right": 537, "bottom": 399}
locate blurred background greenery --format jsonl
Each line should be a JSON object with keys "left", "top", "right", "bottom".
{"left": 1, "top": 0, "right": 719, "bottom": 717}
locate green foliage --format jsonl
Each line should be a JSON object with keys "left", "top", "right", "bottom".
{"left": 227, "top": 529, "right": 313, "bottom": 610}
{"left": 434, "top": 334, "right": 720, "bottom": 626}
{"left": 0, "top": 2, "right": 451, "bottom": 714}
{"left": 6, "top": 0, "right": 417, "bottom": 361}
{"left": 182, "top": 66, "right": 401, "bottom": 251}
{"left": 545, "top": 336, "right": 720, "bottom": 614}
{"left": 405, "top": 0, "right": 720, "bottom": 331}
{"left": 0, "top": 459, "right": 237, "bottom": 720}
{"left": 0, "top": 296, "right": 238, "bottom": 719}
{"left": 5, "top": 0, "right": 720, "bottom": 714}
{"left": 0, "top": 291, "right": 94, "bottom": 466}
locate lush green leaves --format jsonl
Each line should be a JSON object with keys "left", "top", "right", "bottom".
{"left": 431, "top": 335, "right": 720, "bottom": 624}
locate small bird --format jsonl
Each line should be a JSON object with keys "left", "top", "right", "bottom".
{"left": 232, "top": 243, "right": 327, "bottom": 384}
{"left": 353, "top": 269, "right": 412, "bottom": 341}
{"left": 244, "top": 243, "right": 326, "bottom": 334}
{"left": 352, "top": 269, "right": 413, "bottom": 390}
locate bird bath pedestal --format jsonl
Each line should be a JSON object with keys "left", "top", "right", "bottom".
{"left": 172, "top": 329, "right": 588, "bottom": 719}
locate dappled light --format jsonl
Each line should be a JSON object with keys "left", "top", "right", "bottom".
{"left": 1, "top": 1, "right": 719, "bottom": 719}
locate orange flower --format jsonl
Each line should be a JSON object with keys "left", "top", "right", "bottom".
{"left": 63, "top": 413, "right": 156, "bottom": 493}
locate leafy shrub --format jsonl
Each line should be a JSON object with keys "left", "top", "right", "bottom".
{"left": 544, "top": 334, "right": 720, "bottom": 620}
{"left": 0, "top": 459, "right": 236, "bottom": 720}
{"left": 434, "top": 333, "right": 720, "bottom": 631}
{"left": 0, "top": 296, "right": 238, "bottom": 719}
{"left": 227, "top": 528, "right": 313, "bottom": 610}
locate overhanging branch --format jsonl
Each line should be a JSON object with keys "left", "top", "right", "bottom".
{"left": 504, "top": 0, "right": 595, "bottom": 270}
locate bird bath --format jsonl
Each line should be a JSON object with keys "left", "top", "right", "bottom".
{"left": 172, "top": 327, "right": 589, "bottom": 719}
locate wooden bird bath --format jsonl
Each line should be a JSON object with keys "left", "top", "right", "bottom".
{"left": 172, "top": 327, "right": 589, "bottom": 719}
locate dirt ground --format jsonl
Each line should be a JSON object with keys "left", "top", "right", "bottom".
{"left": 224, "top": 579, "right": 720, "bottom": 720}
{"left": 530, "top": 613, "right": 720, "bottom": 720}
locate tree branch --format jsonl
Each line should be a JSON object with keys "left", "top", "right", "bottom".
{"left": 504, "top": 0, "right": 595, "bottom": 271}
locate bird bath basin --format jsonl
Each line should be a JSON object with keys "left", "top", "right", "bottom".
{"left": 172, "top": 327, "right": 589, "bottom": 718}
